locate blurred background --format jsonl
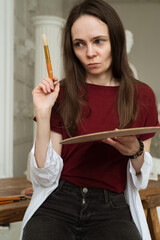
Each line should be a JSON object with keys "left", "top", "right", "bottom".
{"left": 0, "top": 0, "right": 160, "bottom": 239}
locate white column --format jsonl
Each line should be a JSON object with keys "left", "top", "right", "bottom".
{"left": 0, "top": 0, "right": 14, "bottom": 178}
{"left": 32, "top": 16, "right": 66, "bottom": 87}
{"left": 30, "top": 15, "right": 66, "bottom": 150}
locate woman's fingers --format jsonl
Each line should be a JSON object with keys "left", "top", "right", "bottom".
{"left": 42, "top": 78, "right": 53, "bottom": 92}
{"left": 33, "top": 77, "right": 59, "bottom": 95}
{"left": 54, "top": 82, "right": 60, "bottom": 93}
{"left": 102, "top": 136, "right": 140, "bottom": 156}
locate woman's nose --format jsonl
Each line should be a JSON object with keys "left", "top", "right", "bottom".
{"left": 86, "top": 45, "right": 97, "bottom": 58}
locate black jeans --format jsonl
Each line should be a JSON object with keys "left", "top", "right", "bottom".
{"left": 22, "top": 179, "right": 142, "bottom": 240}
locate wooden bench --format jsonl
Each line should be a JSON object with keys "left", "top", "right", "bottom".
{"left": 0, "top": 177, "right": 160, "bottom": 240}
{"left": 0, "top": 177, "right": 31, "bottom": 225}
{"left": 139, "top": 176, "right": 160, "bottom": 240}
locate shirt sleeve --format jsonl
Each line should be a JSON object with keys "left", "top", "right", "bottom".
{"left": 128, "top": 151, "right": 153, "bottom": 190}
{"left": 135, "top": 83, "right": 159, "bottom": 141}
{"left": 30, "top": 140, "right": 63, "bottom": 188}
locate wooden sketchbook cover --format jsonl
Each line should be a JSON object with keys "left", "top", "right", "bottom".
{"left": 60, "top": 126, "right": 160, "bottom": 145}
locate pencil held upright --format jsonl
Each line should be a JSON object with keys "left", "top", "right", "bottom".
{"left": 42, "top": 34, "right": 54, "bottom": 80}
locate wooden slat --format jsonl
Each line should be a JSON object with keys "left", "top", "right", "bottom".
{"left": 0, "top": 199, "right": 30, "bottom": 224}
{"left": 147, "top": 208, "right": 160, "bottom": 240}
{"left": 0, "top": 177, "right": 32, "bottom": 224}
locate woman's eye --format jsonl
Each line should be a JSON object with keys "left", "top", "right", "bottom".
{"left": 95, "top": 39, "right": 104, "bottom": 45}
{"left": 74, "top": 42, "right": 84, "bottom": 48}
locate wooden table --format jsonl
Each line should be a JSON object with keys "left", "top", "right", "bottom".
{"left": 0, "top": 177, "right": 32, "bottom": 225}
{"left": 139, "top": 176, "right": 160, "bottom": 240}
{"left": 0, "top": 177, "right": 160, "bottom": 240}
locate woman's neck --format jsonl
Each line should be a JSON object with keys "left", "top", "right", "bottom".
{"left": 86, "top": 71, "right": 119, "bottom": 86}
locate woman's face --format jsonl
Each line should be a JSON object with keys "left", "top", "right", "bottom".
{"left": 71, "top": 15, "right": 112, "bottom": 79}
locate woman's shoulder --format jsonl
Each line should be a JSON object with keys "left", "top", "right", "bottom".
{"left": 135, "top": 80, "right": 156, "bottom": 100}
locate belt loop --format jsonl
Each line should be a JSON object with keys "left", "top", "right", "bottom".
{"left": 104, "top": 189, "right": 109, "bottom": 204}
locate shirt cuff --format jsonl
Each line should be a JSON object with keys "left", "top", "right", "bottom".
{"left": 129, "top": 151, "right": 153, "bottom": 189}
{"left": 30, "top": 140, "right": 63, "bottom": 187}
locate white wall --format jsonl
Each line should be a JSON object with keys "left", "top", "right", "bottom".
{"left": 0, "top": 0, "right": 14, "bottom": 178}
{"left": 13, "top": 0, "right": 35, "bottom": 177}
{"left": 110, "top": 2, "right": 160, "bottom": 102}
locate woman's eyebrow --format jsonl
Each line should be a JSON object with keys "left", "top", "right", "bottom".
{"left": 72, "top": 38, "right": 84, "bottom": 42}
{"left": 92, "top": 35, "right": 109, "bottom": 40}
{"left": 72, "top": 35, "right": 108, "bottom": 42}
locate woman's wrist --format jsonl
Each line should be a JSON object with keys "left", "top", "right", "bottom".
{"left": 35, "top": 107, "right": 52, "bottom": 120}
{"left": 129, "top": 138, "right": 144, "bottom": 159}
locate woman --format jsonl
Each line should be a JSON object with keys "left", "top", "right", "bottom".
{"left": 21, "top": 0, "right": 159, "bottom": 239}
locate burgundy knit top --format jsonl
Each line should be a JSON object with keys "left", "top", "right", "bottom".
{"left": 50, "top": 82, "right": 159, "bottom": 193}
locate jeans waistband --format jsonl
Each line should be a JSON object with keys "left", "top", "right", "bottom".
{"left": 59, "top": 178, "right": 123, "bottom": 202}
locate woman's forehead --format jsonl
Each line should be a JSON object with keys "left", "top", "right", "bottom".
{"left": 71, "top": 15, "right": 109, "bottom": 40}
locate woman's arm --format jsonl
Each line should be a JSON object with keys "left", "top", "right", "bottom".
{"left": 130, "top": 138, "right": 151, "bottom": 174}
{"left": 51, "top": 130, "right": 62, "bottom": 156}
{"left": 30, "top": 133, "right": 63, "bottom": 188}
{"left": 33, "top": 77, "right": 60, "bottom": 168}
{"left": 102, "top": 135, "right": 152, "bottom": 174}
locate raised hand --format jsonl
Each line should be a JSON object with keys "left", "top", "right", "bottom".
{"left": 32, "top": 77, "right": 60, "bottom": 113}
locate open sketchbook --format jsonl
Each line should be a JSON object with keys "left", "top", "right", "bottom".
{"left": 60, "top": 126, "right": 160, "bottom": 145}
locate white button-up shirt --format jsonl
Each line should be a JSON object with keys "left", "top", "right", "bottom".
{"left": 20, "top": 140, "right": 152, "bottom": 240}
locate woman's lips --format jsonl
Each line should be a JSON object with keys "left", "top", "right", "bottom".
{"left": 87, "top": 63, "right": 99, "bottom": 68}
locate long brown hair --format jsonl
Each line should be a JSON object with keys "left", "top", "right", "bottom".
{"left": 60, "top": 0, "right": 137, "bottom": 136}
